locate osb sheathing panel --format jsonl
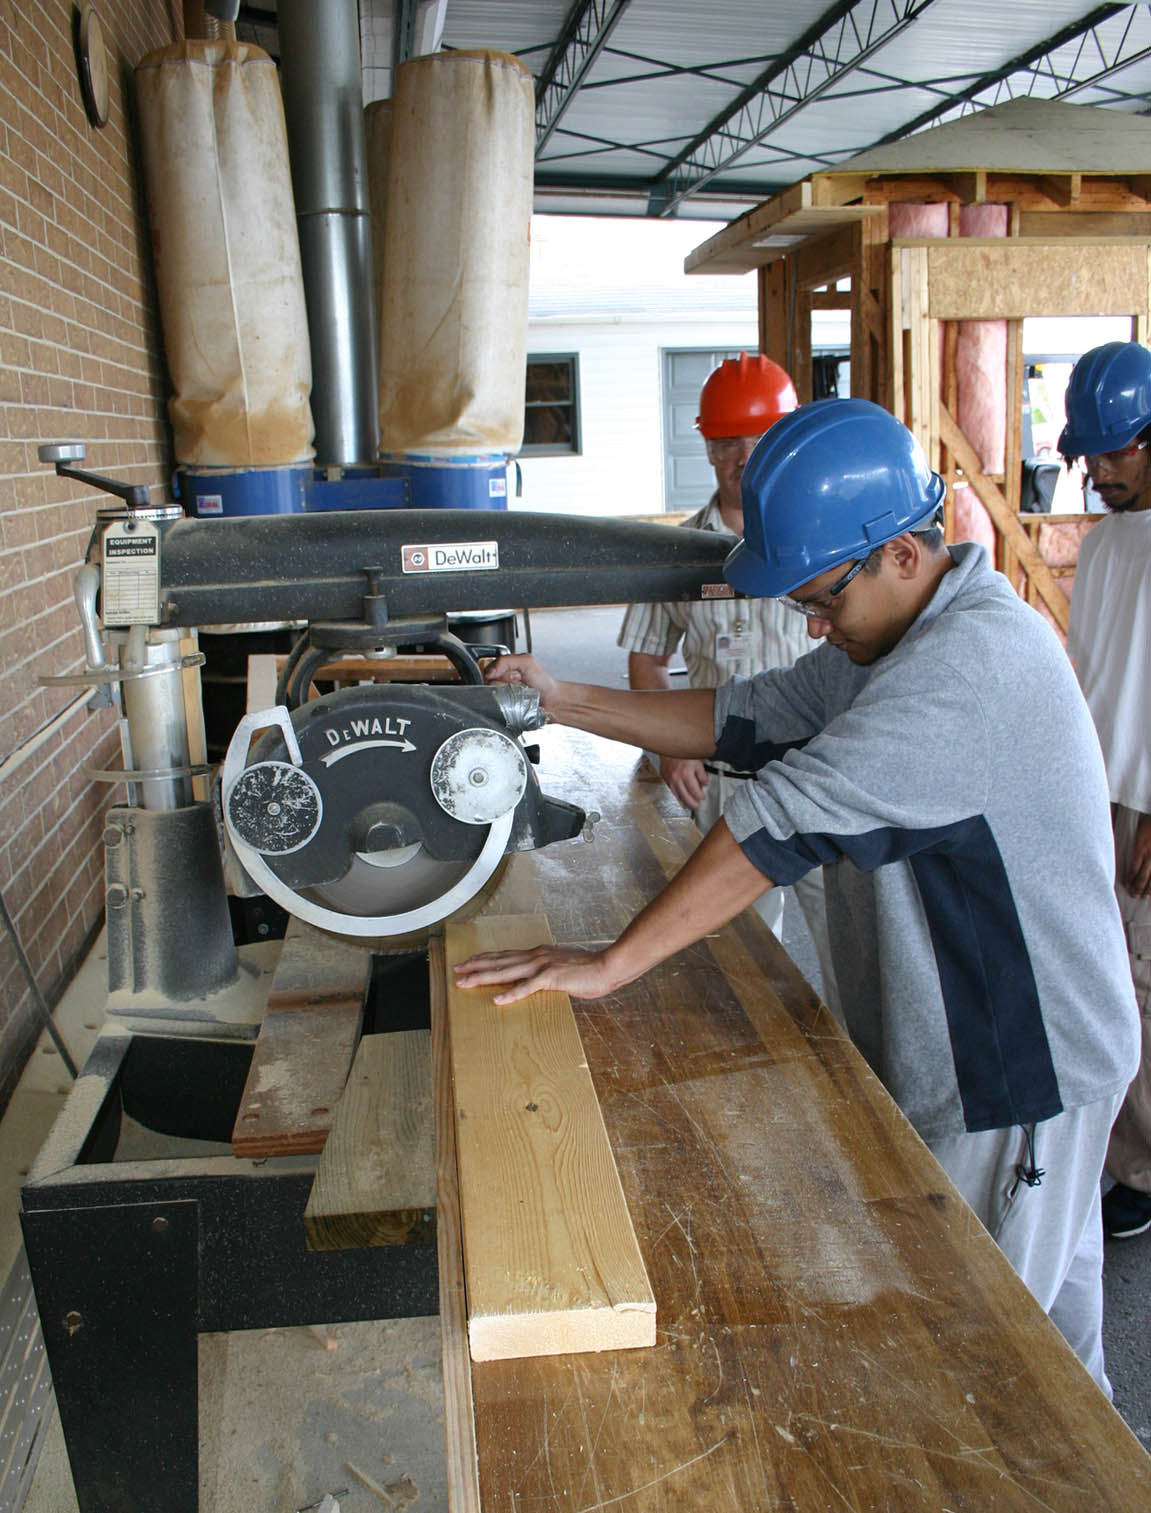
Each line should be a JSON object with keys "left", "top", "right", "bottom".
{"left": 910, "top": 239, "right": 1150, "bottom": 319}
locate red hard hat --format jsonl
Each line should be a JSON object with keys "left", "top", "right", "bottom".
{"left": 696, "top": 353, "right": 798, "bottom": 439}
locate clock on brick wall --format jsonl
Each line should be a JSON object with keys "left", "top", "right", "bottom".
{"left": 75, "top": 5, "right": 110, "bottom": 128}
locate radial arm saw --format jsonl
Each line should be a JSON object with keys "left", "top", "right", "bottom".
{"left": 40, "top": 446, "right": 736, "bottom": 1019}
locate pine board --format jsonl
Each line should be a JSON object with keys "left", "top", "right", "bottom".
{"left": 303, "top": 1029, "right": 435, "bottom": 1250}
{"left": 443, "top": 914, "right": 656, "bottom": 1363}
{"left": 430, "top": 937, "right": 482, "bottom": 1513}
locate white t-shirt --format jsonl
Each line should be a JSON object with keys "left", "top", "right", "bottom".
{"left": 1067, "top": 509, "right": 1151, "bottom": 813}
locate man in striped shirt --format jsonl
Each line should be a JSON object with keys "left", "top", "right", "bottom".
{"left": 618, "top": 354, "right": 837, "bottom": 1014}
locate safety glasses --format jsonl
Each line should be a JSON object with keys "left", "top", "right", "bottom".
{"left": 1084, "top": 440, "right": 1147, "bottom": 470}
{"left": 780, "top": 557, "right": 866, "bottom": 619}
{"left": 705, "top": 435, "right": 759, "bottom": 461}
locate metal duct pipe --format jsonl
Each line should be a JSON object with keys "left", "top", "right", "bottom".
{"left": 278, "top": 0, "right": 378, "bottom": 467}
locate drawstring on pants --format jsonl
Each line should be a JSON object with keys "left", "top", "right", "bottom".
{"left": 1009, "top": 1122, "right": 1045, "bottom": 1198}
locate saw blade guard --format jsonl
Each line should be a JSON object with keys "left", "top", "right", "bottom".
{"left": 220, "top": 683, "right": 582, "bottom": 936}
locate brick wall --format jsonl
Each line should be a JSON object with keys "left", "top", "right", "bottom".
{"left": 0, "top": 2, "right": 179, "bottom": 1098}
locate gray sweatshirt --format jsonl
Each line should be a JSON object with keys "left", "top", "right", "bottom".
{"left": 714, "top": 543, "right": 1140, "bottom": 1140}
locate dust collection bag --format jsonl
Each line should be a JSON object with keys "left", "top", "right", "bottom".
{"left": 135, "top": 41, "right": 314, "bottom": 467}
{"left": 377, "top": 50, "right": 534, "bottom": 457}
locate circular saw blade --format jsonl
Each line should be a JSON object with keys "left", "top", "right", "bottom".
{"left": 308, "top": 844, "right": 475, "bottom": 917}
{"left": 311, "top": 851, "right": 513, "bottom": 953}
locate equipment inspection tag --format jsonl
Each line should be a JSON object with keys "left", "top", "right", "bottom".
{"left": 402, "top": 541, "right": 499, "bottom": 573}
{"left": 102, "top": 518, "right": 161, "bottom": 625}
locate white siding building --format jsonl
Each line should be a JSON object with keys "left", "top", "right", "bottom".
{"left": 515, "top": 216, "right": 812, "bottom": 519}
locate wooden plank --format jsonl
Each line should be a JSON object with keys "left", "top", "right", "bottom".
{"left": 941, "top": 315, "right": 959, "bottom": 525}
{"left": 1003, "top": 316, "right": 1025, "bottom": 582}
{"left": 857, "top": 173, "right": 963, "bottom": 203}
{"left": 858, "top": 280, "right": 883, "bottom": 345}
{"left": 794, "top": 222, "right": 857, "bottom": 290}
{"left": 939, "top": 402, "right": 1071, "bottom": 632}
{"left": 927, "top": 287, "right": 941, "bottom": 473}
{"left": 443, "top": 914, "right": 656, "bottom": 1363}
{"left": 462, "top": 727, "right": 1151, "bottom": 1512}
{"left": 821, "top": 173, "right": 1151, "bottom": 214}
{"left": 850, "top": 262, "right": 868, "bottom": 404}
{"left": 760, "top": 259, "right": 791, "bottom": 371}
{"left": 685, "top": 179, "right": 882, "bottom": 274}
{"left": 952, "top": 169, "right": 987, "bottom": 204}
{"left": 250, "top": 652, "right": 462, "bottom": 702}
{"left": 890, "top": 244, "right": 905, "bottom": 426}
{"left": 1020, "top": 211, "right": 1151, "bottom": 238}
{"left": 231, "top": 919, "right": 370, "bottom": 1157}
{"left": 430, "top": 936, "right": 482, "bottom": 1513}
{"left": 1039, "top": 172, "right": 1081, "bottom": 208}
{"left": 793, "top": 288, "right": 813, "bottom": 404}
{"left": 984, "top": 174, "right": 1151, "bottom": 213}
{"left": 314, "top": 653, "right": 463, "bottom": 684}
{"left": 914, "top": 238, "right": 1150, "bottom": 319}
{"left": 809, "top": 170, "right": 870, "bottom": 207}
{"left": 862, "top": 210, "right": 891, "bottom": 408}
{"left": 303, "top": 1030, "right": 435, "bottom": 1250}
{"left": 830, "top": 95, "right": 1151, "bottom": 178}
{"left": 180, "top": 631, "right": 210, "bottom": 802}
{"left": 905, "top": 246, "right": 932, "bottom": 452}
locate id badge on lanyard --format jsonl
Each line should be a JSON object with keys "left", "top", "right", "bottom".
{"left": 715, "top": 625, "right": 752, "bottom": 663}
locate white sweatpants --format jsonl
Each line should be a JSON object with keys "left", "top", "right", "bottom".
{"left": 928, "top": 1094, "right": 1123, "bottom": 1397}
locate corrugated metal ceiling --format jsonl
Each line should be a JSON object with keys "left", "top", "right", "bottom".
{"left": 239, "top": 1, "right": 1151, "bottom": 219}
{"left": 438, "top": 0, "right": 1151, "bottom": 216}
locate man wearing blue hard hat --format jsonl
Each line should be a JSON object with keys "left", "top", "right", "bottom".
{"left": 456, "top": 397, "right": 1139, "bottom": 1396}
{"left": 1062, "top": 340, "right": 1151, "bottom": 1245}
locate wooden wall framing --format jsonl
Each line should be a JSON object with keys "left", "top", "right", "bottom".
{"left": 754, "top": 207, "right": 1149, "bottom": 632}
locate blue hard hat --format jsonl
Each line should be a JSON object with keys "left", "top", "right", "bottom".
{"left": 1058, "top": 341, "right": 1151, "bottom": 459}
{"left": 725, "top": 399, "right": 945, "bottom": 598}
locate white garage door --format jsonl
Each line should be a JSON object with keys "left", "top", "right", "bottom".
{"left": 661, "top": 347, "right": 743, "bottom": 515}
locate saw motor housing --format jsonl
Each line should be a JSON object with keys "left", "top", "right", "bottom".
{"left": 222, "top": 681, "right": 585, "bottom": 938}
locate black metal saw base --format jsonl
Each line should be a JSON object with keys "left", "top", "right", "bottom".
{"left": 20, "top": 1024, "right": 438, "bottom": 1513}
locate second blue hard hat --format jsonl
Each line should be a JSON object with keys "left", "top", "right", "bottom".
{"left": 1058, "top": 341, "right": 1151, "bottom": 459}
{"left": 725, "top": 398, "right": 945, "bottom": 598}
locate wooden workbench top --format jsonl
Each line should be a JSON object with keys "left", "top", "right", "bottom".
{"left": 454, "top": 725, "right": 1150, "bottom": 1511}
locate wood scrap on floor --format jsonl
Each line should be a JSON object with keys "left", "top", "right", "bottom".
{"left": 304, "top": 1029, "right": 435, "bottom": 1250}
{"left": 442, "top": 915, "right": 656, "bottom": 1363}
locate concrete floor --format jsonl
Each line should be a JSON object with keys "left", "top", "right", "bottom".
{"left": 5, "top": 604, "right": 1148, "bottom": 1510}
